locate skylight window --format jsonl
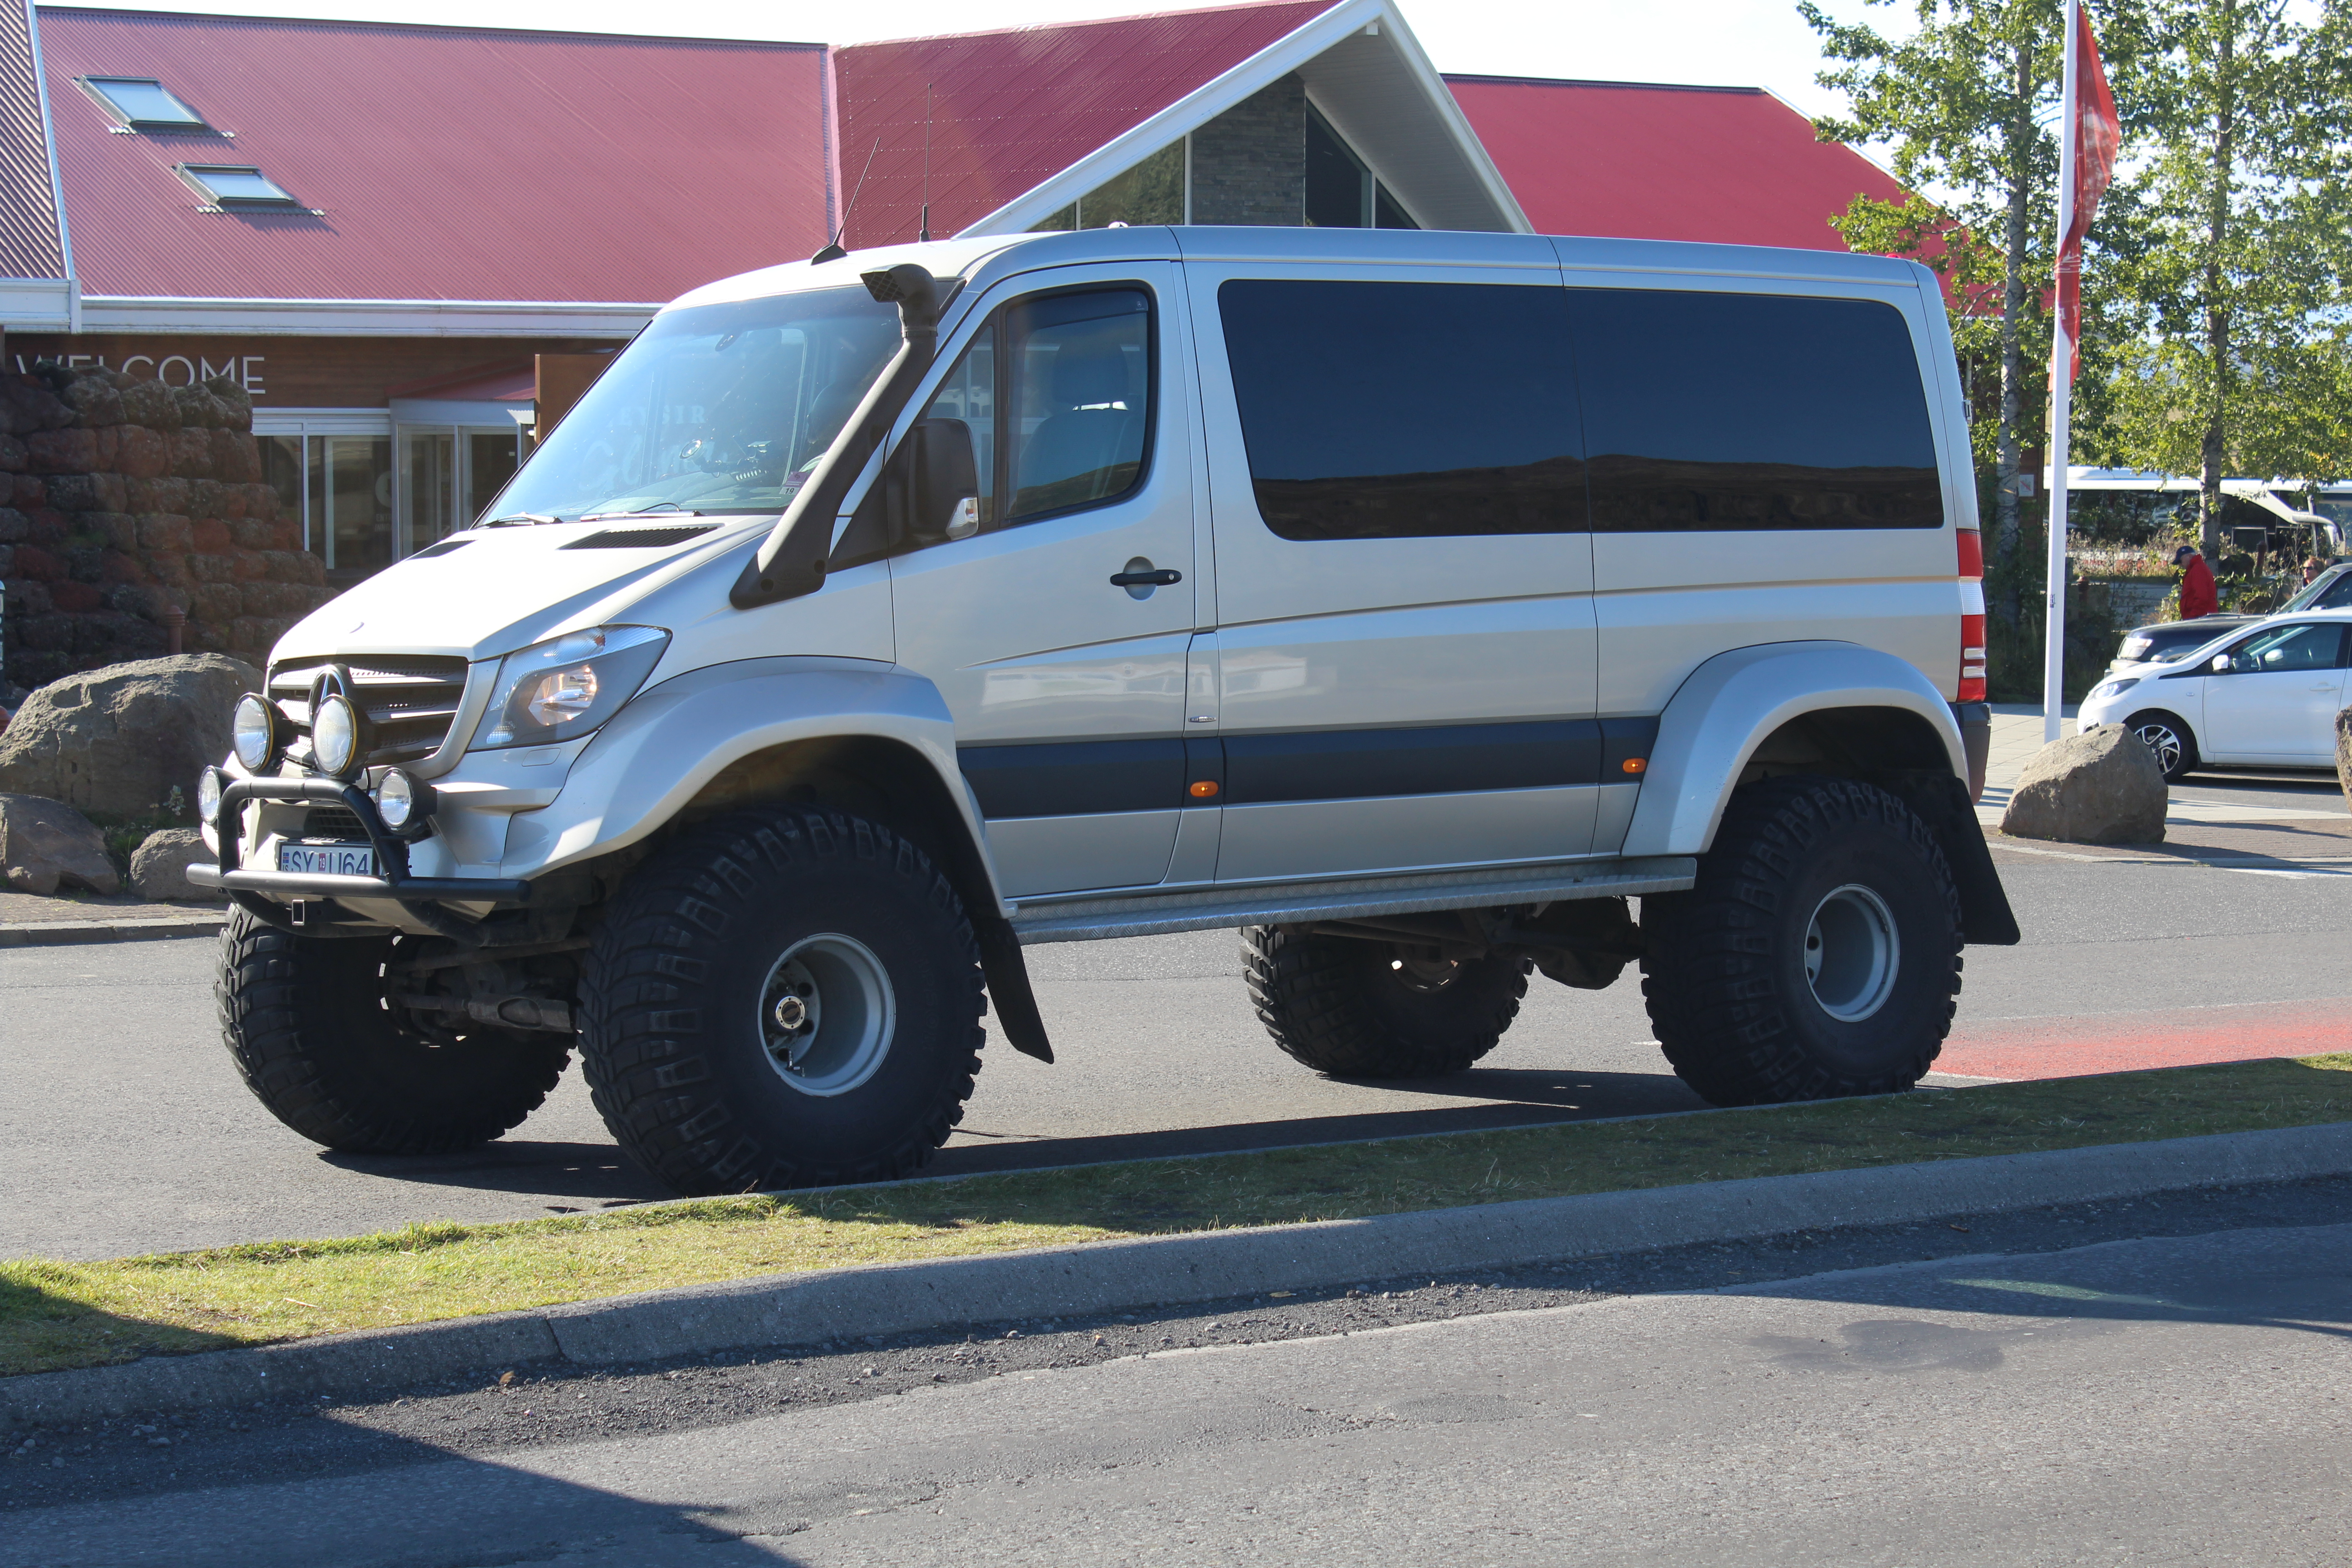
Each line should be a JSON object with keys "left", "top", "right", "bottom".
{"left": 175, "top": 165, "right": 301, "bottom": 208}
{"left": 79, "top": 77, "right": 210, "bottom": 131}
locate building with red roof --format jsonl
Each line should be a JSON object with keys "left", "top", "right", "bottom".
{"left": 0, "top": 0, "right": 1910, "bottom": 587}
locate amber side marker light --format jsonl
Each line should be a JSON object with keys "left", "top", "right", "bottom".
{"left": 1189, "top": 780, "right": 1220, "bottom": 798}
{"left": 1622, "top": 758, "right": 1647, "bottom": 775}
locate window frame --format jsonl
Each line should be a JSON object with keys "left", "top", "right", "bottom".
{"left": 888, "top": 278, "right": 1161, "bottom": 555}
{"left": 77, "top": 76, "right": 210, "bottom": 131}
{"left": 173, "top": 164, "right": 304, "bottom": 209}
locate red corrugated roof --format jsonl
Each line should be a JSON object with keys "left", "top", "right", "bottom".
{"left": 0, "top": 0, "right": 67, "bottom": 279}
{"left": 36, "top": 8, "right": 833, "bottom": 302}
{"left": 1445, "top": 75, "right": 1907, "bottom": 251}
{"left": 834, "top": 0, "right": 1333, "bottom": 248}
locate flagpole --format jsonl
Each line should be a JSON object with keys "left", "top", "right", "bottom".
{"left": 2044, "top": 0, "right": 2081, "bottom": 744}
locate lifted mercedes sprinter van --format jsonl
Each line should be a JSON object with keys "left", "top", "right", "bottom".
{"left": 194, "top": 226, "right": 2015, "bottom": 1196}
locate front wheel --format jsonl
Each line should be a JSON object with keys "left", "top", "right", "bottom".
{"left": 215, "top": 909, "right": 573, "bottom": 1154}
{"left": 1640, "top": 776, "right": 1961, "bottom": 1107}
{"left": 2125, "top": 710, "right": 2199, "bottom": 784}
{"left": 576, "top": 806, "right": 985, "bottom": 1196}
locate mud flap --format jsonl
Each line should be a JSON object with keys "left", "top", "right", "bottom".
{"left": 1875, "top": 770, "right": 2021, "bottom": 946}
{"left": 974, "top": 914, "right": 1054, "bottom": 1062}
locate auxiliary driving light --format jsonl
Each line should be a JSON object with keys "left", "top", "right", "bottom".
{"left": 312, "top": 692, "right": 361, "bottom": 776}
{"left": 196, "top": 766, "right": 225, "bottom": 826}
{"left": 231, "top": 693, "right": 282, "bottom": 771}
{"left": 372, "top": 768, "right": 432, "bottom": 833}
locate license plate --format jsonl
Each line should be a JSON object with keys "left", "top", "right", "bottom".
{"left": 278, "top": 842, "right": 377, "bottom": 878}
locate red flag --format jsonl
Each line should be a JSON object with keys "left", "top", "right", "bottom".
{"left": 2056, "top": 1, "right": 2120, "bottom": 382}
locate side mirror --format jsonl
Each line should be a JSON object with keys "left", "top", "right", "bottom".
{"left": 887, "top": 418, "right": 981, "bottom": 549}
{"left": 2212, "top": 654, "right": 2231, "bottom": 672}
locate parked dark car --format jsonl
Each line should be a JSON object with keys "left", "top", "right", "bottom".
{"left": 2109, "top": 560, "right": 2352, "bottom": 671}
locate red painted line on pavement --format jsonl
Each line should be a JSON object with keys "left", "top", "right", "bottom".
{"left": 1941, "top": 999, "right": 2351, "bottom": 1080}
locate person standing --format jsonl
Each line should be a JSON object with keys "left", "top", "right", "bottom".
{"left": 2175, "top": 544, "right": 2219, "bottom": 619}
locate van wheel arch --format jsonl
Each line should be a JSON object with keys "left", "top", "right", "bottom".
{"left": 629, "top": 735, "right": 1052, "bottom": 1063}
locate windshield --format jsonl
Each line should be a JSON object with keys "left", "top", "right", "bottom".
{"left": 485, "top": 288, "right": 900, "bottom": 521}
{"left": 2283, "top": 564, "right": 2352, "bottom": 612}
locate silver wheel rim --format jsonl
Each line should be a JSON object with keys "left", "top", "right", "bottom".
{"left": 756, "top": 933, "right": 896, "bottom": 1096}
{"left": 1803, "top": 884, "right": 1901, "bottom": 1024}
{"left": 2133, "top": 720, "right": 2183, "bottom": 774}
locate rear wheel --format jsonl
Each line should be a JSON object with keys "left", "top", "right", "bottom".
{"left": 576, "top": 806, "right": 985, "bottom": 1196}
{"left": 215, "top": 908, "right": 572, "bottom": 1154}
{"left": 1641, "top": 776, "right": 1960, "bottom": 1107}
{"left": 1242, "top": 924, "right": 1527, "bottom": 1078}
{"left": 2125, "top": 709, "right": 2199, "bottom": 783}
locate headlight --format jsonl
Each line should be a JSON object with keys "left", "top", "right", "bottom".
{"left": 313, "top": 692, "right": 362, "bottom": 775}
{"left": 372, "top": 767, "right": 433, "bottom": 833}
{"left": 232, "top": 693, "right": 283, "bottom": 771}
{"left": 2090, "top": 676, "right": 2141, "bottom": 701}
{"left": 473, "top": 625, "right": 669, "bottom": 750}
{"left": 196, "top": 767, "right": 225, "bottom": 825}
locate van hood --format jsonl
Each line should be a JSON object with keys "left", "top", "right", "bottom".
{"left": 271, "top": 516, "right": 776, "bottom": 666}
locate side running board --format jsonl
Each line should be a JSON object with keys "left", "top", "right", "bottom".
{"left": 1006, "top": 857, "right": 1699, "bottom": 945}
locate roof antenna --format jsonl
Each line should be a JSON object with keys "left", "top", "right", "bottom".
{"left": 813, "top": 137, "right": 881, "bottom": 264}
{"left": 919, "top": 83, "right": 934, "bottom": 243}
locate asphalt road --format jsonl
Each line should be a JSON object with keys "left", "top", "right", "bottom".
{"left": 5, "top": 1187, "right": 2347, "bottom": 1565}
{"left": 6, "top": 799, "right": 2352, "bottom": 1259}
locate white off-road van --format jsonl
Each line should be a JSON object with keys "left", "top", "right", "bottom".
{"left": 193, "top": 227, "right": 2015, "bottom": 1196}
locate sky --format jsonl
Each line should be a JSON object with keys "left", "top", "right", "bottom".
{"left": 64, "top": 0, "right": 1890, "bottom": 121}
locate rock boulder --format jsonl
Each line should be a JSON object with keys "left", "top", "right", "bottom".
{"left": 2000, "top": 724, "right": 2168, "bottom": 845}
{"left": 0, "top": 793, "right": 122, "bottom": 895}
{"left": 129, "top": 826, "right": 223, "bottom": 902}
{"left": 0, "top": 653, "right": 259, "bottom": 819}
{"left": 2337, "top": 709, "right": 2352, "bottom": 814}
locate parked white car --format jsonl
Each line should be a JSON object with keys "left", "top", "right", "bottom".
{"left": 2081, "top": 608, "right": 2352, "bottom": 780}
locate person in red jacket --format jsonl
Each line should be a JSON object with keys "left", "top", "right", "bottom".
{"left": 2175, "top": 544, "right": 2219, "bottom": 620}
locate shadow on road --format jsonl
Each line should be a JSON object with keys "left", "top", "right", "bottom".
{"left": 315, "top": 1141, "right": 667, "bottom": 1206}
{"left": 933, "top": 1067, "right": 1707, "bottom": 1176}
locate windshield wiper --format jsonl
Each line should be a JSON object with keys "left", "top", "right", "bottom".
{"left": 583, "top": 503, "right": 702, "bottom": 521}
{"left": 484, "top": 512, "right": 560, "bottom": 527}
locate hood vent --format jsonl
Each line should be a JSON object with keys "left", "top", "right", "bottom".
{"left": 562, "top": 525, "right": 716, "bottom": 550}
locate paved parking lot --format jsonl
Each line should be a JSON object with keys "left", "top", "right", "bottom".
{"left": 5, "top": 706, "right": 2347, "bottom": 1261}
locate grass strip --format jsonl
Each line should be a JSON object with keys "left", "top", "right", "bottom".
{"left": 6, "top": 1054, "right": 2349, "bottom": 1379}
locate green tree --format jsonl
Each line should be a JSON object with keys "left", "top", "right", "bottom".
{"left": 1803, "top": 0, "right": 2065, "bottom": 597}
{"left": 2092, "top": 0, "right": 2352, "bottom": 547}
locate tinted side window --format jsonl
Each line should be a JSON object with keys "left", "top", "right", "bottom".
{"left": 1004, "top": 289, "right": 1153, "bottom": 524}
{"left": 1218, "top": 279, "right": 1584, "bottom": 540}
{"left": 1567, "top": 290, "right": 1943, "bottom": 532}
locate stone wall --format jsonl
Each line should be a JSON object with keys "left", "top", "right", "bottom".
{"left": 1190, "top": 75, "right": 1306, "bottom": 225}
{"left": 0, "top": 362, "right": 329, "bottom": 693}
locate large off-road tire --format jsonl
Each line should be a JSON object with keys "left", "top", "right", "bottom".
{"left": 576, "top": 806, "right": 985, "bottom": 1196}
{"left": 1641, "top": 776, "right": 1961, "bottom": 1107}
{"left": 1242, "top": 924, "right": 1527, "bottom": 1078}
{"left": 215, "top": 907, "right": 573, "bottom": 1154}
{"left": 2125, "top": 708, "right": 2199, "bottom": 783}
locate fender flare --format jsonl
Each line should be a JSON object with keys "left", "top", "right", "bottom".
{"left": 500, "top": 655, "right": 1057, "bottom": 1060}
{"left": 1623, "top": 641, "right": 1966, "bottom": 859}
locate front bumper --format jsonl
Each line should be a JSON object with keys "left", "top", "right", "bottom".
{"left": 190, "top": 773, "right": 531, "bottom": 915}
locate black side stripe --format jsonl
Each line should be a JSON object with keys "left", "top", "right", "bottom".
{"left": 960, "top": 717, "right": 1660, "bottom": 820}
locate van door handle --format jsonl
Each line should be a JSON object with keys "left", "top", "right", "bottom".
{"left": 1110, "top": 568, "right": 1181, "bottom": 587}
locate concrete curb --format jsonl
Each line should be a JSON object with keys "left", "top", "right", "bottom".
{"left": 7, "top": 1120, "right": 2348, "bottom": 1427}
{"left": 0, "top": 914, "right": 224, "bottom": 947}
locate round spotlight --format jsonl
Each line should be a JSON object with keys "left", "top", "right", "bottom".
{"left": 372, "top": 768, "right": 429, "bottom": 832}
{"left": 196, "top": 767, "right": 225, "bottom": 826}
{"left": 312, "top": 693, "right": 361, "bottom": 776}
{"left": 231, "top": 693, "right": 280, "bottom": 771}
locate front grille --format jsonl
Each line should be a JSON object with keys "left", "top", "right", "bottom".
{"left": 301, "top": 806, "right": 367, "bottom": 839}
{"left": 269, "top": 655, "right": 472, "bottom": 768}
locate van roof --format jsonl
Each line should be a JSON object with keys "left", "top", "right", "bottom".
{"left": 668, "top": 224, "right": 1929, "bottom": 314}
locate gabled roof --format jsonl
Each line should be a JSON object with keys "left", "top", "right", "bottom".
{"left": 32, "top": 8, "right": 832, "bottom": 308}
{"left": 1446, "top": 75, "right": 1906, "bottom": 251}
{"left": 0, "top": 0, "right": 69, "bottom": 299}
{"left": 838, "top": 0, "right": 1525, "bottom": 243}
